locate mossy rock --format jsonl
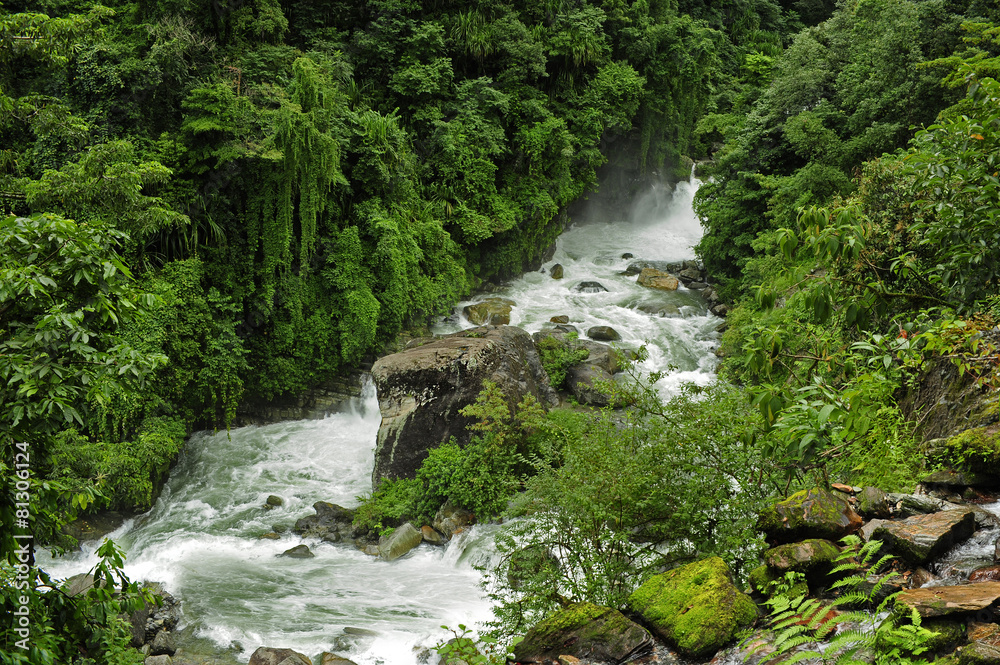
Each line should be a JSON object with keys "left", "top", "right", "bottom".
{"left": 764, "top": 539, "right": 840, "bottom": 573}
{"left": 857, "top": 486, "right": 891, "bottom": 519}
{"left": 758, "top": 487, "right": 863, "bottom": 543}
{"left": 511, "top": 602, "right": 652, "bottom": 664}
{"left": 748, "top": 564, "right": 808, "bottom": 598}
{"left": 627, "top": 556, "right": 757, "bottom": 658}
{"left": 960, "top": 642, "right": 1000, "bottom": 665}
{"left": 877, "top": 617, "right": 964, "bottom": 655}
{"left": 925, "top": 426, "right": 1000, "bottom": 475}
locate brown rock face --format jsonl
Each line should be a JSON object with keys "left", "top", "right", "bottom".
{"left": 870, "top": 509, "right": 976, "bottom": 565}
{"left": 897, "top": 581, "right": 1000, "bottom": 618}
{"left": 636, "top": 268, "right": 679, "bottom": 291}
{"left": 371, "top": 326, "right": 556, "bottom": 485}
{"left": 970, "top": 565, "right": 1000, "bottom": 583}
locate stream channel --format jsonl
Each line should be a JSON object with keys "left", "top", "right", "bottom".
{"left": 37, "top": 174, "right": 722, "bottom": 664}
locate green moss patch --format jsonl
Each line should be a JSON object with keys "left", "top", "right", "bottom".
{"left": 512, "top": 602, "right": 652, "bottom": 663}
{"left": 627, "top": 557, "right": 758, "bottom": 658}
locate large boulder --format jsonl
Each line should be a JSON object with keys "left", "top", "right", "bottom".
{"left": 897, "top": 581, "right": 1000, "bottom": 619}
{"left": 759, "top": 488, "right": 863, "bottom": 543}
{"left": 627, "top": 557, "right": 757, "bottom": 658}
{"left": 378, "top": 523, "right": 423, "bottom": 561}
{"left": 565, "top": 364, "right": 616, "bottom": 407}
{"left": 248, "top": 647, "right": 312, "bottom": 665}
{"left": 371, "top": 326, "right": 557, "bottom": 484}
{"left": 870, "top": 509, "right": 976, "bottom": 565}
{"left": 293, "top": 502, "right": 356, "bottom": 540}
{"left": 763, "top": 539, "right": 840, "bottom": 575}
{"left": 511, "top": 602, "right": 653, "bottom": 664}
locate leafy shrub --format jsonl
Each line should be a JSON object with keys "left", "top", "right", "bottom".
{"left": 536, "top": 334, "right": 590, "bottom": 390}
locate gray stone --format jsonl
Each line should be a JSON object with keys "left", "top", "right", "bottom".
{"left": 566, "top": 364, "right": 616, "bottom": 407}
{"left": 857, "top": 486, "right": 891, "bottom": 519}
{"left": 421, "top": 525, "right": 444, "bottom": 545}
{"left": 586, "top": 326, "right": 621, "bottom": 342}
{"left": 371, "top": 326, "right": 557, "bottom": 484}
{"left": 266, "top": 495, "right": 283, "bottom": 507}
{"left": 379, "top": 523, "right": 423, "bottom": 561}
{"left": 150, "top": 630, "right": 176, "bottom": 656}
{"left": 960, "top": 641, "right": 1000, "bottom": 665}
{"left": 278, "top": 544, "right": 315, "bottom": 558}
{"left": 871, "top": 509, "right": 976, "bottom": 565}
{"left": 293, "top": 502, "right": 355, "bottom": 540}
{"left": 549, "top": 264, "right": 564, "bottom": 280}
{"left": 145, "top": 656, "right": 172, "bottom": 665}
{"left": 572, "top": 281, "right": 608, "bottom": 293}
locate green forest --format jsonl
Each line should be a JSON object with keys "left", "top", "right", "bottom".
{"left": 4, "top": 0, "right": 1000, "bottom": 660}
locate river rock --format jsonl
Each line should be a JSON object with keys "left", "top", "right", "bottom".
{"left": 636, "top": 268, "right": 679, "bottom": 291}
{"left": 279, "top": 544, "right": 315, "bottom": 558}
{"left": 922, "top": 469, "right": 1000, "bottom": 488}
{"left": 511, "top": 602, "right": 653, "bottom": 664}
{"left": 627, "top": 556, "right": 757, "bottom": 658}
{"left": 896, "top": 580, "right": 1000, "bottom": 618}
{"left": 566, "top": 364, "right": 616, "bottom": 407}
{"left": 371, "top": 326, "right": 556, "bottom": 484}
{"left": 870, "top": 509, "right": 976, "bottom": 565}
{"left": 759, "top": 488, "right": 863, "bottom": 543}
{"left": 379, "top": 523, "right": 423, "bottom": 561}
{"left": 265, "top": 495, "right": 283, "bottom": 508}
{"left": 970, "top": 565, "right": 1000, "bottom": 582}
{"left": 969, "top": 622, "right": 1000, "bottom": 647}
{"left": 433, "top": 501, "right": 475, "bottom": 539}
{"left": 249, "top": 647, "right": 313, "bottom": 665}
{"left": 421, "top": 525, "right": 444, "bottom": 545}
{"left": 150, "top": 631, "right": 177, "bottom": 656}
{"left": 910, "top": 567, "right": 939, "bottom": 588}
{"left": 573, "top": 281, "right": 608, "bottom": 293}
{"left": 960, "top": 641, "right": 1000, "bottom": 665}
{"left": 855, "top": 486, "right": 891, "bottom": 519}
{"left": 586, "top": 326, "right": 621, "bottom": 342}
{"left": 550, "top": 264, "right": 564, "bottom": 279}
{"left": 320, "top": 654, "right": 358, "bottom": 665}
{"left": 763, "top": 539, "right": 840, "bottom": 574}
{"left": 463, "top": 298, "right": 515, "bottom": 326}
{"left": 293, "top": 502, "right": 356, "bottom": 540}
{"left": 550, "top": 315, "right": 570, "bottom": 323}
{"left": 144, "top": 657, "right": 172, "bottom": 665}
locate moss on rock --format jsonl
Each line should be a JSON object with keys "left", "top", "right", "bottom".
{"left": 511, "top": 602, "right": 652, "bottom": 663}
{"left": 758, "top": 488, "right": 862, "bottom": 543}
{"left": 627, "top": 556, "right": 757, "bottom": 658}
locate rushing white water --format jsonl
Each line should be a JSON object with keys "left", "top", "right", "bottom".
{"left": 38, "top": 383, "right": 499, "bottom": 664}
{"left": 433, "top": 174, "right": 719, "bottom": 396}
{"left": 37, "top": 174, "right": 717, "bottom": 664}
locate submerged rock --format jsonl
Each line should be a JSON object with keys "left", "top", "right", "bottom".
{"left": 870, "top": 509, "right": 976, "bottom": 565}
{"left": 550, "top": 264, "right": 564, "bottom": 280}
{"left": 586, "top": 326, "right": 621, "bottom": 342}
{"left": 572, "top": 281, "right": 608, "bottom": 293}
{"left": 278, "top": 544, "right": 315, "bottom": 558}
{"left": 759, "top": 488, "right": 863, "bottom": 543}
{"left": 371, "top": 326, "right": 556, "bottom": 484}
{"left": 320, "top": 654, "right": 358, "bottom": 665}
{"left": 293, "top": 501, "right": 356, "bottom": 540}
{"left": 970, "top": 565, "right": 1000, "bottom": 582}
{"left": 627, "top": 556, "right": 757, "bottom": 658}
{"left": 512, "top": 602, "right": 652, "bottom": 664}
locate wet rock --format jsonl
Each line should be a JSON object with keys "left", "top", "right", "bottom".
{"left": 758, "top": 488, "right": 863, "bottom": 544}
{"left": 372, "top": 326, "right": 556, "bottom": 484}
{"left": 637, "top": 303, "right": 681, "bottom": 317}
{"left": 142, "top": 583, "right": 180, "bottom": 644}
{"left": 379, "top": 523, "right": 423, "bottom": 561}
{"left": 687, "top": 281, "right": 709, "bottom": 290}
{"left": 870, "top": 509, "right": 976, "bottom": 565}
{"left": 636, "top": 268, "right": 679, "bottom": 291}
{"left": 463, "top": 298, "right": 515, "bottom": 326}
{"left": 249, "top": 647, "right": 313, "bottom": 665}
{"left": 747, "top": 564, "right": 808, "bottom": 599}
{"left": 857, "top": 487, "right": 891, "bottom": 519}
{"left": 265, "top": 495, "right": 283, "bottom": 508}
{"left": 621, "top": 253, "right": 634, "bottom": 259}
{"left": 511, "top": 602, "right": 652, "bottom": 664}
{"left": 433, "top": 501, "right": 475, "bottom": 539}
{"left": 995, "top": 536, "right": 1000, "bottom": 563}
{"left": 550, "top": 264, "right": 564, "bottom": 280}
{"left": 627, "top": 556, "right": 757, "bottom": 658}
{"left": 897, "top": 580, "right": 1000, "bottom": 618}
{"left": 259, "top": 532, "right": 281, "bottom": 540}
{"left": 712, "top": 304, "right": 730, "bottom": 317}
{"left": 62, "top": 510, "right": 127, "bottom": 544}
{"left": 549, "top": 315, "right": 570, "bottom": 324}
{"left": 278, "top": 544, "right": 315, "bottom": 558}
{"left": 960, "top": 641, "right": 1000, "bottom": 664}
{"left": 910, "top": 567, "right": 939, "bottom": 588}
{"left": 969, "top": 622, "right": 1000, "bottom": 647}
{"left": 971, "top": 565, "right": 1000, "bottom": 582}
{"left": 150, "top": 631, "right": 177, "bottom": 656}
{"left": 917, "top": 619, "right": 965, "bottom": 653}
{"left": 586, "top": 326, "right": 621, "bottom": 342}
{"left": 145, "top": 656, "right": 172, "bottom": 665}
{"left": 922, "top": 470, "right": 1000, "bottom": 488}
{"left": 293, "top": 502, "right": 356, "bottom": 540}
{"left": 320, "top": 654, "right": 358, "bottom": 665}
{"left": 421, "top": 525, "right": 444, "bottom": 546}
{"left": 763, "top": 539, "right": 840, "bottom": 574}
{"left": 572, "top": 281, "right": 608, "bottom": 293}
{"left": 566, "top": 364, "right": 616, "bottom": 407}
{"left": 890, "top": 493, "right": 1000, "bottom": 529}
{"left": 678, "top": 267, "right": 702, "bottom": 282}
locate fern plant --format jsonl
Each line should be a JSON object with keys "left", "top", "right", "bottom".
{"left": 752, "top": 535, "right": 937, "bottom": 665}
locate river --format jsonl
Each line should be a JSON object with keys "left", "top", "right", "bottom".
{"left": 36, "top": 174, "right": 719, "bottom": 664}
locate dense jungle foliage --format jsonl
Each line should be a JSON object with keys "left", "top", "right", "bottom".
{"left": 5, "top": 0, "right": 1000, "bottom": 660}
